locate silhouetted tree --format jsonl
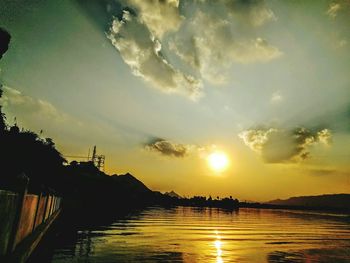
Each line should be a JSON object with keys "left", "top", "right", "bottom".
{"left": 0, "top": 28, "right": 11, "bottom": 133}
{"left": 0, "top": 86, "right": 6, "bottom": 133}
{"left": 0, "top": 28, "right": 11, "bottom": 59}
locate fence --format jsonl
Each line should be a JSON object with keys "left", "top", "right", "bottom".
{"left": 0, "top": 174, "right": 62, "bottom": 258}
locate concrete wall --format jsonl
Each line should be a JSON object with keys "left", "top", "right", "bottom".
{"left": 0, "top": 190, "right": 18, "bottom": 255}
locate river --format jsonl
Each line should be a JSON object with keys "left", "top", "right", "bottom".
{"left": 29, "top": 206, "right": 350, "bottom": 262}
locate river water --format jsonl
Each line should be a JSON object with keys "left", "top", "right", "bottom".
{"left": 29, "top": 206, "right": 350, "bottom": 262}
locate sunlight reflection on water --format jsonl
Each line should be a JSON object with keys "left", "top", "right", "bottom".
{"left": 29, "top": 207, "right": 350, "bottom": 263}
{"left": 214, "top": 231, "right": 223, "bottom": 263}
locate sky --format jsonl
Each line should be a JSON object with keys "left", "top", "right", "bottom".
{"left": 0, "top": 0, "right": 350, "bottom": 201}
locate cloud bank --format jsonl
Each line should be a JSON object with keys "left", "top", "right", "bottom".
{"left": 239, "top": 127, "right": 332, "bottom": 163}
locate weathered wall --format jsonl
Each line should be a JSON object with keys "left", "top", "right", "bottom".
{"left": 44, "top": 196, "right": 52, "bottom": 221}
{"left": 54, "top": 198, "right": 61, "bottom": 212}
{"left": 15, "top": 195, "right": 38, "bottom": 247}
{"left": 34, "top": 196, "right": 47, "bottom": 229}
{"left": 0, "top": 188, "right": 62, "bottom": 258}
{"left": 50, "top": 197, "right": 55, "bottom": 216}
{"left": 0, "top": 190, "right": 18, "bottom": 255}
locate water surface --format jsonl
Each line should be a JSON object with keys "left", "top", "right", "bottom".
{"left": 30, "top": 207, "right": 350, "bottom": 262}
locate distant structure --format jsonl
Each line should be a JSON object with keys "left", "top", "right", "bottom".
{"left": 64, "top": 145, "right": 106, "bottom": 172}
{"left": 90, "top": 145, "right": 105, "bottom": 172}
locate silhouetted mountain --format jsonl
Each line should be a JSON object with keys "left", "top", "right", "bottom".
{"left": 111, "top": 173, "right": 152, "bottom": 195}
{"left": 164, "top": 191, "right": 181, "bottom": 199}
{"left": 267, "top": 194, "right": 350, "bottom": 210}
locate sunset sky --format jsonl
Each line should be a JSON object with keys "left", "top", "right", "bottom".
{"left": 1, "top": 0, "right": 349, "bottom": 201}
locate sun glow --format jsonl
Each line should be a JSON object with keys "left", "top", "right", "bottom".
{"left": 207, "top": 151, "right": 229, "bottom": 172}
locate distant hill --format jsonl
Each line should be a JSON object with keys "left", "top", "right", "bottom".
{"left": 164, "top": 191, "right": 181, "bottom": 199}
{"left": 111, "top": 173, "right": 152, "bottom": 195}
{"left": 267, "top": 194, "right": 350, "bottom": 210}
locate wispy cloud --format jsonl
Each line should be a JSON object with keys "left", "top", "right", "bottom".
{"left": 222, "top": 0, "right": 277, "bottom": 27}
{"left": 0, "top": 86, "right": 123, "bottom": 148}
{"left": 168, "top": 1, "right": 282, "bottom": 85}
{"left": 270, "top": 91, "right": 283, "bottom": 104}
{"left": 1, "top": 86, "right": 70, "bottom": 124}
{"left": 327, "top": 2, "right": 342, "bottom": 18}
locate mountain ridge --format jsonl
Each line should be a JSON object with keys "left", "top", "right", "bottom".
{"left": 267, "top": 193, "right": 350, "bottom": 210}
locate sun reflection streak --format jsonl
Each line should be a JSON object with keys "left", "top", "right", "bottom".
{"left": 214, "top": 231, "right": 223, "bottom": 263}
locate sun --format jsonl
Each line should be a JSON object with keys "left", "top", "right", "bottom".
{"left": 207, "top": 151, "right": 229, "bottom": 172}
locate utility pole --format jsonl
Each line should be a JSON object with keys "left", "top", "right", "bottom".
{"left": 91, "top": 145, "right": 105, "bottom": 172}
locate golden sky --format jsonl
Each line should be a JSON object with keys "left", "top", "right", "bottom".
{"left": 1, "top": 0, "right": 350, "bottom": 201}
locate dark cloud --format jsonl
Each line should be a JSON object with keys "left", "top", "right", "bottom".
{"left": 145, "top": 138, "right": 189, "bottom": 157}
{"left": 239, "top": 127, "right": 332, "bottom": 163}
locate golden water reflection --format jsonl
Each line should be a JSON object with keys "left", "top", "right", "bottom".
{"left": 30, "top": 207, "right": 350, "bottom": 263}
{"left": 214, "top": 231, "right": 223, "bottom": 263}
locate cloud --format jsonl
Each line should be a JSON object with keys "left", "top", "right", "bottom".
{"left": 326, "top": 1, "right": 350, "bottom": 18}
{"left": 123, "top": 0, "right": 183, "bottom": 39}
{"left": 270, "top": 91, "right": 283, "bottom": 104}
{"left": 144, "top": 138, "right": 223, "bottom": 160}
{"left": 145, "top": 138, "right": 193, "bottom": 157}
{"left": 317, "top": 129, "right": 332, "bottom": 145}
{"left": 239, "top": 127, "right": 332, "bottom": 163}
{"left": 223, "top": 0, "right": 277, "bottom": 27}
{"left": 308, "top": 168, "right": 337, "bottom": 176}
{"left": 106, "top": 0, "right": 282, "bottom": 97}
{"left": 168, "top": 4, "right": 282, "bottom": 84}
{"left": 108, "top": 10, "right": 202, "bottom": 100}
{"left": 238, "top": 128, "right": 275, "bottom": 153}
{"left": 0, "top": 86, "right": 129, "bottom": 152}
{"left": 327, "top": 2, "right": 342, "bottom": 18}
{"left": 0, "top": 86, "right": 69, "bottom": 123}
